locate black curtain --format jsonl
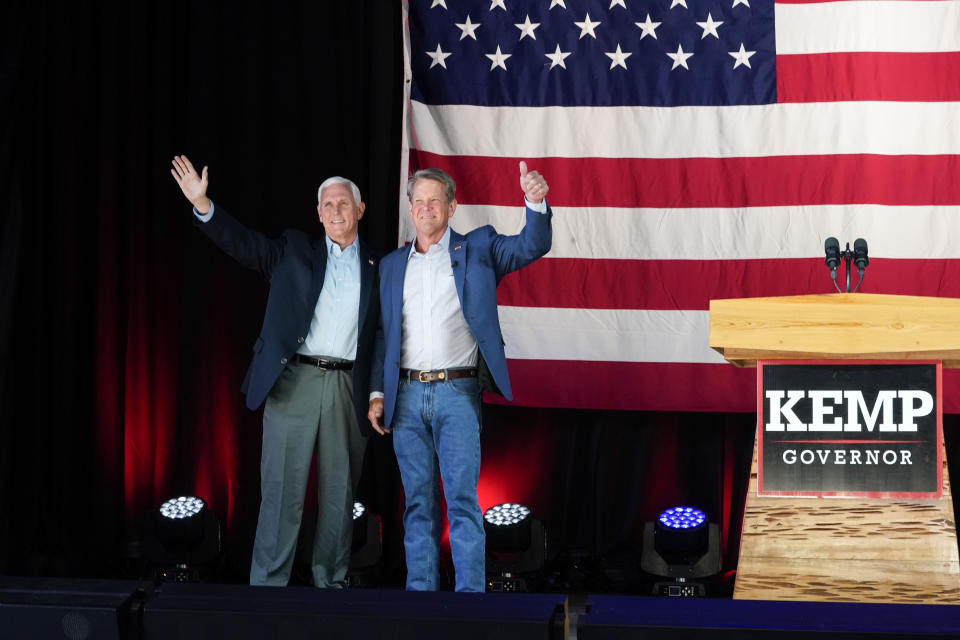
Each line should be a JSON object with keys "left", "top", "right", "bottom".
{"left": 0, "top": 0, "right": 403, "bottom": 578}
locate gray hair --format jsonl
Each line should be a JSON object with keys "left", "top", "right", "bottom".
{"left": 407, "top": 168, "right": 456, "bottom": 203}
{"left": 317, "top": 176, "right": 362, "bottom": 206}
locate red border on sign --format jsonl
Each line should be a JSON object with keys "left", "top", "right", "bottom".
{"left": 756, "top": 359, "right": 942, "bottom": 499}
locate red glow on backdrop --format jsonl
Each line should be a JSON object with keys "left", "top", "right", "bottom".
{"left": 642, "top": 425, "right": 682, "bottom": 514}
{"left": 94, "top": 302, "right": 122, "bottom": 514}
{"left": 720, "top": 427, "right": 739, "bottom": 559}
{"left": 115, "top": 211, "right": 184, "bottom": 524}
{"left": 122, "top": 316, "right": 178, "bottom": 518}
{"left": 478, "top": 417, "right": 553, "bottom": 512}
{"left": 190, "top": 353, "right": 246, "bottom": 534}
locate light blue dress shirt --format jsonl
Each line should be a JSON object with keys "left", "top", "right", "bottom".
{"left": 301, "top": 234, "right": 361, "bottom": 359}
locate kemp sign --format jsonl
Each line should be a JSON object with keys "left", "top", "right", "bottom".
{"left": 758, "top": 361, "right": 942, "bottom": 498}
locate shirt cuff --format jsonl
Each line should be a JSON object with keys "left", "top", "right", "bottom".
{"left": 193, "top": 201, "right": 215, "bottom": 222}
{"left": 369, "top": 391, "right": 384, "bottom": 401}
{"left": 525, "top": 197, "right": 547, "bottom": 214}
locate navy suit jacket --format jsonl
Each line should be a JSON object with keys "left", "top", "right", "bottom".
{"left": 196, "top": 205, "right": 380, "bottom": 436}
{"left": 372, "top": 204, "right": 552, "bottom": 429}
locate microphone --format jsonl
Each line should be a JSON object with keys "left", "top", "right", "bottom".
{"left": 852, "top": 238, "right": 869, "bottom": 292}
{"left": 853, "top": 238, "right": 869, "bottom": 271}
{"left": 824, "top": 237, "right": 840, "bottom": 277}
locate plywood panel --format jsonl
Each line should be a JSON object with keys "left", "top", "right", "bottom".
{"left": 710, "top": 294, "right": 960, "bottom": 367}
{"left": 735, "top": 556, "right": 960, "bottom": 604}
{"left": 734, "top": 440, "right": 960, "bottom": 603}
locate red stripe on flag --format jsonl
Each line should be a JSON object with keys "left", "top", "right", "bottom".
{"left": 411, "top": 151, "right": 960, "bottom": 208}
{"left": 498, "top": 258, "right": 960, "bottom": 310}
{"left": 492, "top": 358, "right": 960, "bottom": 413}
{"left": 778, "top": 52, "right": 960, "bottom": 103}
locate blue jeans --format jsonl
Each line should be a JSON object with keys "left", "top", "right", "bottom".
{"left": 392, "top": 375, "right": 485, "bottom": 592}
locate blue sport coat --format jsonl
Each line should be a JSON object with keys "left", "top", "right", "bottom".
{"left": 196, "top": 205, "right": 380, "bottom": 435}
{"left": 372, "top": 204, "right": 552, "bottom": 428}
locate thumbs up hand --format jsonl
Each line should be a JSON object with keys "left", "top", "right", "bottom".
{"left": 519, "top": 161, "right": 549, "bottom": 204}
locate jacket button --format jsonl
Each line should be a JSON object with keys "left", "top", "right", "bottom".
{"left": 297, "top": 337, "right": 304, "bottom": 344}
{"left": 280, "top": 357, "right": 288, "bottom": 365}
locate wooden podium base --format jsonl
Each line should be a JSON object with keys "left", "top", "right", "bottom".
{"left": 734, "top": 441, "right": 960, "bottom": 603}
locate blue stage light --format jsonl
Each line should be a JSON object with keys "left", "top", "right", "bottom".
{"left": 658, "top": 507, "right": 707, "bottom": 531}
{"left": 642, "top": 504, "right": 721, "bottom": 590}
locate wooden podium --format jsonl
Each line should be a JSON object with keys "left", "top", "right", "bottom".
{"left": 710, "top": 293, "right": 960, "bottom": 603}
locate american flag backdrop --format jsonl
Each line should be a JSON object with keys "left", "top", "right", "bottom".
{"left": 400, "top": 0, "right": 960, "bottom": 413}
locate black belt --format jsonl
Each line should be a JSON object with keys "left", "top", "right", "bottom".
{"left": 294, "top": 354, "right": 354, "bottom": 370}
{"left": 401, "top": 368, "right": 477, "bottom": 383}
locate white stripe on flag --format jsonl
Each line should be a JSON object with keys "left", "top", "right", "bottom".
{"left": 775, "top": 1, "right": 960, "bottom": 55}
{"left": 410, "top": 101, "right": 960, "bottom": 159}
{"left": 499, "top": 307, "right": 725, "bottom": 364}
{"left": 452, "top": 204, "right": 960, "bottom": 261}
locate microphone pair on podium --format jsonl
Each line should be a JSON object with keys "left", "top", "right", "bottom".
{"left": 824, "top": 237, "right": 869, "bottom": 293}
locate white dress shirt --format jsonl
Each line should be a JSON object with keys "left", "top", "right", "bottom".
{"left": 400, "top": 226, "right": 477, "bottom": 370}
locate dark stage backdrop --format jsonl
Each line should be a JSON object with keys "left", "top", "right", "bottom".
{"left": 1, "top": 1, "right": 956, "bottom": 590}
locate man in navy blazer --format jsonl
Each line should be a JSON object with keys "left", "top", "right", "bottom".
{"left": 368, "top": 163, "right": 552, "bottom": 592}
{"left": 171, "top": 155, "right": 379, "bottom": 588}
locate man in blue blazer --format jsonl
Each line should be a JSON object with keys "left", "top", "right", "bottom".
{"left": 368, "top": 163, "right": 552, "bottom": 592}
{"left": 171, "top": 155, "right": 379, "bottom": 588}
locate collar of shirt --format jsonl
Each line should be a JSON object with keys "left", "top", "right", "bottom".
{"left": 325, "top": 233, "right": 360, "bottom": 258}
{"left": 407, "top": 225, "right": 451, "bottom": 260}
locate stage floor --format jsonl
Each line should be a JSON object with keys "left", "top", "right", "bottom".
{"left": 2, "top": 577, "right": 960, "bottom": 639}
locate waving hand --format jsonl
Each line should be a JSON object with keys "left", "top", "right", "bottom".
{"left": 170, "top": 155, "right": 212, "bottom": 214}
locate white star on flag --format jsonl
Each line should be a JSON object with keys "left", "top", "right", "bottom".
{"left": 732, "top": 0, "right": 750, "bottom": 7}
{"left": 605, "top": 44, "right": 632, "bottom": 70}
{"left": 667, "top": 43, "right": 694, "bottom": 70}
{"left": 545, "top": 45, "right": 572, "bottom": 69}
{"left": 574, "top": 13, "right": 601, "bottom": 39}
{"left": 729, "top": 42, "right": 756, "bottom": 69}
{"left": 609, "top": 0, "right": 627, "bottom": 8}
{"left": 670, "top": 0, "right": 688, "bottom": 9}
{"left": 426, "top": 43, "right": 452, "bottom": 68}
{"left": 635, "top": 14, "right": 661, "bottom": 40}
{"left": 430, "top": 0, "right": 447, "bottom": 8}
{"left": 455, "top": 15, "right": 481, "bottom": 40}
{"left": 549, "top": 0, "right": 566, "bottom": 8}
{"left": 490, "top": 0, "right": 507, "bottom": 10}
{"left": 515, "top": 15, "right": 540, "bottom": 41}
{"left": 485, "top": 45, "right": 512, "bottom": 70}
{"left": 696, "top": 13, "right": 723, "bottom": 39}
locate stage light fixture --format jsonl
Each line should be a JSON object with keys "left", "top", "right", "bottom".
{"left": 160, "top": 496, "right": 206, "bottom": 519}
{"left": 352, "top": 501, "right": 367, "bottom": 520}
{"left": 143, "top": 495, "right": 222, "bottom": 584}
{"left": 156, "top": 496, "right": 207, "bottom": 544}
{"left": 351, "top": 500, "right": 373, "bottom": 553}
{"left": 484, "top": 503, "right": 532, "bottom": 552}
{"left": 348, "top": 500, "right": 382, "bottom": 583}
{"left": 484, "top": 503, "right": 546, "bottom": 592}
{"left": 641, "top": 505, "right": 721, "bottom": 597}
{"left": 656, "top": 507, "right": 709, "bottom": 560}
{"left": 484, "top": 503, "right": 531, "bottom": 526}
